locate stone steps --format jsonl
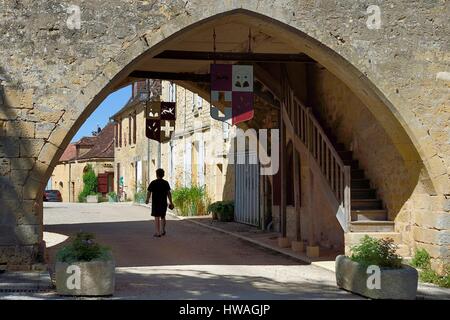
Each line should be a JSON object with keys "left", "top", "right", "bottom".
{"left": 345, "top": 232, "right": 401, "bottom": 245}
{"left": 351, "top": 209, "right": 387, "bottom": 221}
{"left": 350, "top": 220, "right": 395, "bottom": 232}
{"left": 351, "top": 188, "right": 377, "bottom": 199}
{"left": 351, "top": 198, "right": 383, "bottom": 210}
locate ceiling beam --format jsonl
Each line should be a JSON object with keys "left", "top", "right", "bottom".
{"left": 153, "top": 50, "right": 316, "bottom": 63}
{"left": 129, "top": 71, "right": 210, "bottom": 82}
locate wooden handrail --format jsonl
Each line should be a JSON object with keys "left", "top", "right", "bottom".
{"left": 281, "top": 85, "right": 351, "bottom": 231}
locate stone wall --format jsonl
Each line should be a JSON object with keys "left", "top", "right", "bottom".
{"left": 0, "top": 1, "right": 448, "bottom": 268}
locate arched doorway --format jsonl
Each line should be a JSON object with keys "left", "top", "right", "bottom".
{"left": 1, "top": 7, "right": 445, "bottom": 270}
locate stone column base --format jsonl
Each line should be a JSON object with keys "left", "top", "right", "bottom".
{"left": 277, "top": 237, "right": 291, "bottom": 248}
{"left": 306, "top": 245, "right": 320, "bottom": 258}
{"left": 291, "top": 240, "right": 306, "bottom": 252}
{"left": 0, "top": 244, "right": 42, "bottom": 271}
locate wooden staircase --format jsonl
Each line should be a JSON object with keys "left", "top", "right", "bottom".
{"left": 253, "top": 71, "right": 409, "bottom": 257}
{"left": 320, "top": 126, "right": 394, "bottom": 233}
{"left": 320, "top": 126, "right": 409, "bottom": 256}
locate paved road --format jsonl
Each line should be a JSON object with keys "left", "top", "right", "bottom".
{"left": 41, "top": 203, "right": 359, "bottom": 299}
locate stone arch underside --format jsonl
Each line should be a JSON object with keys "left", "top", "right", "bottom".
{"left": 1, "top": 2, "right": 448, "bottom": 268}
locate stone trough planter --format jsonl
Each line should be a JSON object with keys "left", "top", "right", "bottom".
{"left": 55, "top": 260, "right": 115, "bottom": 296}
{"left": 335, "top": 255, "right": 418, "bottom": 300}
{"left": 86, "top": 195, "right": 99, "bottom": 203}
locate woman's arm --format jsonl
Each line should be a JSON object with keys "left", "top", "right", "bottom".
{"left": 168, "top": 191, "right": 174, "bottom": 209}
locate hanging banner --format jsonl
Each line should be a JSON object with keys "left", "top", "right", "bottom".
{"left": 210, "top": 64, "right": 254, "bottom": 125}
{"left": 145, "top": 101, "right": 176, "bottom": 142}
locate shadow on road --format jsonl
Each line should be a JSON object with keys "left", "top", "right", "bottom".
{"left": 45, "top": 219, "right": 305, "bottom": 268}
{"left": 112, "top": 267, "right": 359, "bottom": 299}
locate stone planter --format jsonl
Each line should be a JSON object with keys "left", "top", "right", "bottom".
{"left": 55, "top": 259, "right": 115, "bottom": 296}
{"left": 335, "top": 255, "right": 418, "bottom": 300}
{"left": 86, "top": 195, "right": 99, "bottom": 203}
{"left": 217, "top": 212, "right": 233, "bottom": 222}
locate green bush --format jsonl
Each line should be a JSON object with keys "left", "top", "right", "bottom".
{"left": 78, "top": 165, "right": 98, "bottom": 202}
{"left": 411, "top": 248, "right": 431, "bottom": 269}
{"left": 56, "top": 232, "right": 111, "bottom": 263}
{"left": 172, "top": 185, "right": 210, "bottom": 216}
{"left": 350, "top": 235, "right": 402, "bottom": 269}
{"left": 108, "top": 192, "right": 118, "bottom": 202}
{"left": 133, "top": 183, "right": 147, "bottom": 204}
{"left": 208, "top": 201, "right": 234, "bottom": 222}
{"left": 411, "top": 248, "right": 450, "bottom": 288}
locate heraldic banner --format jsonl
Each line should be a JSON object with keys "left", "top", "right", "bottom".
{"left": 145, "top": 101, "right": 176, "bottom": 143}
{"left": 210, "top": 64, "right": 254, "bottom": 125}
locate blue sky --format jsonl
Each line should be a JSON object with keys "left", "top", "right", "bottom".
{"left": 71, "top": 85, "right": 132, "bottom": 142}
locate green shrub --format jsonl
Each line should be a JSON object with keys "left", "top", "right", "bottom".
{"left": 108, "top": 192, "right": 118, "bottom": 202}
{"left": 350, "top": 235, "right": 402, "bottom": 269}
{"left": 78, "top": 165, "right": 98, "bottom": 202}
{"left": 411, "top": 248, "right": 431, "bottom": 269}
{"left": 411, "top": 248, "right": 450, "bottom": 288}
{"left": 172, "top": 185, "right": 210, "bottom": 216}
{"left": 56, "top": 232, "right": 111, "bottom": 263}
{"left": 133, "top": 183, "right": 148, "bottom": 204}
{"left": 207, "top": 201, "right": 234, "bottom": 222}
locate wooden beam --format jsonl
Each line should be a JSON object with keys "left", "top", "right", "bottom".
{"left": 153, "top": 50, "right": 316, "bottom": 63}
{"left": 129, "top": 70, "right": 210, "bottom": 82}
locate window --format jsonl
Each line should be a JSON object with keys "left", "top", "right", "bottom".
{"left": 192, "top": 93, "right": 196, "bottom": 112}
{"left": 192, "top": 93, "right": 203, "bottom": 112}
{"left": 223, "top": 121, "right": 230, "bottom": 140}
{"left": 168, "top": 82, "right": 176, "bottom": 102}
{"left": 128, "top": 116, "right": 132, "bottom": 146}
{"left": 115, "top": 123, "right": 119, "bottom": 147}
{"left": 196, "top": 94, "right": 203, "bottom": 109}
{"left": 119, "top": 120, "right": 122, "bottom": 147}
{"left": 133, "top": 113, "right": 137, "bottom": 144}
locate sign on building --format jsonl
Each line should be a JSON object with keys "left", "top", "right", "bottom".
{"left": 210, "top": 64, "right": 254, "bottom": 125}
{"left": 145, "top": 101, "right": 176, "bottom": 143}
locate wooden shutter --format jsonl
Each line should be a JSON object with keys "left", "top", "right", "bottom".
{"left": 98, "top": 173, "right": 108, "bottom": 194}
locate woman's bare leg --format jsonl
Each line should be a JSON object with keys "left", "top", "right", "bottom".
{"left": 154, "top": 217, "right": 161, "bottom": 236}
{"left": 162, "top": 218, "right": 166, "bottom": 235}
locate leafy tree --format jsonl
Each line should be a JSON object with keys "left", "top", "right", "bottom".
{"left": 78, "top": 164, "right": 98, "bottom": 202}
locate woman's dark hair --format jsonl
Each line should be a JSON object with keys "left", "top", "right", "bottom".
{"left": 156, "top": 168, "right": 165, "bottom": 178}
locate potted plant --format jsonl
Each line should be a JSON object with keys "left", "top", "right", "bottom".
{"left": 335, "top": 235, "right": 418, "bottom": 299}
{"left": 55, "top": 232, "right": 115, "bottom": 296}
{"left": 208, "top": 201, "right": 234, "bottom": 222}
{"left": 107, "top": 192, "right": 118, "bottom": 203}
{"left": 86, "top": 193, "right": 99, "bottom": 203}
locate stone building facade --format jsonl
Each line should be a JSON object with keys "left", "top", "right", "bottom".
{"left": 50, "top": 123, "right": 115, "bottom": 202}
{"left": 112, "top": 80, "right": 234, "bottom": 203}
{"left": 0, "top": 2, "right": 448, "bottom": 273}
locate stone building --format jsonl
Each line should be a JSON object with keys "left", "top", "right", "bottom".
{"left": 0, "top": 2, "right": 448, "bottom": 274}
{"left": 50, "top": 123, "right": 115, "bottom": 202}
{"left": 111, "top": 79, "right": 233, "bottom": 202}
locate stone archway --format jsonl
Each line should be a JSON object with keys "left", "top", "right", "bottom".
{"left": 1, "top": 2, "right": 448, "bottom": 269}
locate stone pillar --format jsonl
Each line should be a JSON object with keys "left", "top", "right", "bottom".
{"left": 0, "top": 85, "right": 49, "bottom": 270}
{"left": 412, "top": 194, "right": 450, "bottom": 275}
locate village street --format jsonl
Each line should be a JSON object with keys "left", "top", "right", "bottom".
{"left": 35, "top": 202, "right": 359, "bottom": 300}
